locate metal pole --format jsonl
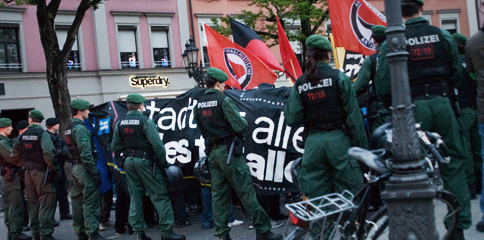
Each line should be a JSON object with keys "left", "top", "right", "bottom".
{"left": 380, "top": 0, "right": 438, "bottom": 239}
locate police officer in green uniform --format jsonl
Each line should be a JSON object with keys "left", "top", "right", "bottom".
{"left": 353, "top": 25, "right": 389, "bottom": 134}
{"left": 373, "top": 1, "right": 471, "bottom": 238}
{"left": 65, "top": 99, "right": 106, "bottom": 240}
{"left": 453, "top": 33, "right": 483, "bottom": 199}
{"left": 11, "top": 111, "right": 58, "bottom": 240}
{"left": 111, "top": 93, "right": 185, "bottom": 240}
{"left": 284, "top": 35, "right": 368, "bottom": 200}
{"left": 193, "top": 68, "right": 282, "bottom": 240}
{"left": 0, "top": 118, "right": 32, "bottom": 240}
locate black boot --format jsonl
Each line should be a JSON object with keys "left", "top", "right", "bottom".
{"left": 88, "top": 232, "right": 107, "bottom": 240}
{"left": 256, "top": 232, "right": 283, "bottom": 240}
{"left": 13, "top": 233, "right": 33, "bottom": 240}
{"left": 136, "top": 232, "right": 152, "bottom": 240}
{"left": 468, "top": 184, "right": 477, "bottom": 200}
{"left": 77, "top": 232, "right": 89, "bottom": 240}
{"left": 161, "top": 233, "right": 186, "bottom": 240}
{"left": 39, "top": 235, "right": 59, "bottom": 240}
{"left": 449, "top": 227, "right": 465, "bottom": 240}
{"left": 220, "top": 233, "right": 231, "bottom": 240}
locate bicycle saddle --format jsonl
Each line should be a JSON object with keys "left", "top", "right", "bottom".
{"left": 348, "top": 147, "right": 388, "bottom": 174}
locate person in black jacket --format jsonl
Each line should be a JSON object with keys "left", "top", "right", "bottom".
{"left": 46, "top": 118, "right": 72, "bottom": 221}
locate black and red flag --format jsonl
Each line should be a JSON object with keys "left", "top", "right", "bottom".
{"left": 229, "top": 18, "right": 284, "bottom": 72}
{"left": 276, "top": 16, "right": 303, "bottom": 82}
{"left": 328, "top": 0, "right": 386, "bottom": 56}
{"left": 204, "top": 24, "right": 278, "bottom": 89}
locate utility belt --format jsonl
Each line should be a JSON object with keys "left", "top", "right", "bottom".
{"left": 460, "top": 97, "right": 478, "bottom": 110}
{"left": 122, "top": 149, "right": 155, "bottom": 160}
{"left": 305, "top": 121, "right": 348, "bottom": 135}
{"left": 205, "top": 134, "right": 243, "bottom": 156}
{"left": 24, "top": 161, "right": 47, "bottom": 171}
{"left": 411, "top": 81, "right": 449, "bottom": 101}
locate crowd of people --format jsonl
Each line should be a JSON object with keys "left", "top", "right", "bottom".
{"left": 1, "top": 0, "right": 484, "bottom": 240}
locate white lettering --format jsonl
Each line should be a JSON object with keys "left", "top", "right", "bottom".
{"left": 406, "top": 34, "right": 440, "bottom": 46}
{"left": 157, "top": 108, "right": 176, "bottom": 131}
{"left": 252, "top": 117, "right": 275, "bottom": 145}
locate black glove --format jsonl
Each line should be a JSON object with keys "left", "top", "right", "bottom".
{"left": 93, "top": 174, "right": 102, "bottom": 187}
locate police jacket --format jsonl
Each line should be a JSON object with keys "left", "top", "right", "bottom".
{"left": 285, "top": 62, "right": 368, "bottom": 149}
{"left": 11, "top": 124, "right": 56, "bottom": 171}
{"left": 374, "top": 17, "right": 462, "bottom": 107}
{"left": 193, "top": 89, "right": 248, "bottom": 148}
{"left": 111, "top": 110, "right": 169, "bottom": 168}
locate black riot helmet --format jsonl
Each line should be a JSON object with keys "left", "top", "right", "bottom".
{"left": 194, "top": 157, "right": 211, "bottom": 183}
{"left": 164, "top": 165, "right": 184, "bottom": 187}
{"left": 290, "top": 157, "right": 303, "bottom": 187}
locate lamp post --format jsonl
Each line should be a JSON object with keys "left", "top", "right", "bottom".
{"left": 380, "top": 0, "right": 438, "bottom": 239}
{"left": 182, "top": 38, "right": 206, "bottom": 87}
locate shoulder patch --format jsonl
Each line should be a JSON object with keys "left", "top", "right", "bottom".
{"left": 82, "top": 137, "right": 88, "bottom": 141}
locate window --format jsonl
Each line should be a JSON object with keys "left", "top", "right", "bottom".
{"left": 118, "top": 26, "right": 138, "bottom": 69}
{"left": 0, "top": 26, "right": 21, "bottom": 72}
{"left": 441, "top": 19, "right": 458, "bottom": 34}
{"left": 151, "top": 26, "right": 170, "bottom": 68}
{"left": 55, "top": 25, "right": 81, "bottom": 70}
{"left": 197, "top": 14, "right": 223, "bottom": 67}
{"left": 438, "top": 10, "right": 460, "bottom": 34}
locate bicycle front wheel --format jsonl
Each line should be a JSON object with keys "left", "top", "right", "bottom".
{"left": 365, "top": 189, "right": 460, "bottom": 240}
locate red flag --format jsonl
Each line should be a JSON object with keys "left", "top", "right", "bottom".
{"left": 204, "top": 24, "right": 278, "bottom": 90}
{"left": 276, "top": 16, "right": 303, "bottom": 82}
{"left": 328, "top": 0, "right": 387, "bottom": 56}
{"left": 229, "top": 18, "right": 284, "bottom": 72}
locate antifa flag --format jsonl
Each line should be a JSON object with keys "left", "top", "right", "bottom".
{"left": 276, "top": 16, "right": 303, "bottom": 82}
{"left": 342, "top": 50, "right": 366, "bottom": 79}
{"left": 87, "top": 87, "right": 302, "bottom": 195}
{"left": 204, "top": 24, "right": 278, "bottom": 90}
{"left": 328, "top": 0, "right": 386, "bottom": 56}
{"left": 229, "top": 18, "right": 284, "bottom": 72}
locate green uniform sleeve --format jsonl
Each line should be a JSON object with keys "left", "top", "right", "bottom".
{"left": 284, "top": 86, "right": 304, "bottom": 127}
{"left": 144, "top": 119, "right": 169, "bottom": 168}
{"left": 222, "top": 97, "right": 248, "bottom": 135}
{"left": 41, "top": 132, "right": 57, "bottom": 170}
{"left": 373, "top": 41, "right": 392, "bottom": 108}
{"left": 111, "top": 122, "right": 123, "bottom": 154}
{"left": 74, "top": 125, "right": 97, "bottom": 175}
{"left": 441, "top": 29, "right": 462, "bottom": 89}
{"left": 193, "top": 105, "right": 198, "bottom": 124}
{"left": 0, "top": 139, "right": 14, "bottom": 167}
{"left": 352, "top": 57, "right": 373, "bottom": 96}
{"left": 10, "top": 136, "right": 24, "bottom": 166}
{"left": 340, "top": 72, "right": 369, "bottom": 149}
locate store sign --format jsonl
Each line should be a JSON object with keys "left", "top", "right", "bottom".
{"left": 130, "top": 76, "right": 170, "bottom": 88}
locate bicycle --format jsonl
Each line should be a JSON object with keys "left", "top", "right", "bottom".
{"left": 284, "top": 124, "right": 461, "bottom": 240}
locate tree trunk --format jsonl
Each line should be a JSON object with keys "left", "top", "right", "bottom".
{"left": 46, "top": 59, "right": 72, "bottom": 136}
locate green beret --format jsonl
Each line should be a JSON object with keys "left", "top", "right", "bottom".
{"left": 207, "top": 67, "right": 228, "bottom": 82}
{"left": 29, "top": 110, "right": 44, "bottom": 120}
{"left": 0, "top": 118, "right": 12, "bottom": 128}
{"left": 452, "top": 33, "right": 468, "bottom": 46}
{"left": 70, "top": 99, "right": 90, "bottom": 111}
{"left": 371, "top": 25, "right": 387, "bottom": 37}
{"left": 305, "top": 35, "right": 332, "bottom": 51}
{"left": 401, "top": 0, "right": 424, "bottom": 6}
{"left": 126, "top": 93, "right": 146, "bottom": 104}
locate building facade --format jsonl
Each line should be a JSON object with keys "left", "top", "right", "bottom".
{"left": 0, "top": 0, "right": 193, "bottom": 123}
{"left": 0, "top": 0, "right": 480, "bottom": 126}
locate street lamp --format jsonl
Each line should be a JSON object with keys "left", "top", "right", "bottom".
{"left": 380, "top": 0, "right": 438, "bottom": 239}
{"left": 182, "top": 38, "right": 206, "bottom": 87}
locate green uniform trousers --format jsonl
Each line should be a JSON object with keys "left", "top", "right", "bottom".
{"left": 297, "top": 130, "right": 363, "bottom": 199}
{"left": 413, "top": 97, "right": 472, "bottom": 229}
{"left": 208, "top": 145, "right": 271, "bottom": 237}
{"left": 24, "top": 169, "right": 56, "bottom": 238}
{"left": 0, "top": 175, "right": 23, "bottom": 238}
{"left": 71, "top": 164, "right": 101, "bottom": 235}
{"left": 124, "top": 156, "right": 174, "bottom": 237}
{"left": 458, "top": 107, "right": 483, "bottom": 186}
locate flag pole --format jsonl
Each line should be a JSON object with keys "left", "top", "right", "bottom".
{"left": 329, "top": 34, "right": 339, "bottom": 69}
